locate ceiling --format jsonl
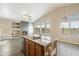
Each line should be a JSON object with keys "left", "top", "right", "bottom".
{"left": 0, "top": 3, "right": 64, "bottom": 22}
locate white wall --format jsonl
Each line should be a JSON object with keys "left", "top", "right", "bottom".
{"left": 21, "top": 22, "right": 28, "bottom": 32}
{"left": 28, "top": 23, "right": 33, "bottom": 37}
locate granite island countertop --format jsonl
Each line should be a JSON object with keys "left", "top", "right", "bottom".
{"left": 22, "top": 35, "right": 52, "bottom": 47}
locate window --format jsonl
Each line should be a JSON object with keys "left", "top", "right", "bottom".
{"left": 33, "top": 20, "right": 51, "bottom": 41}
{"left": 60, "top": 13, "right": 79, "bottom": 35}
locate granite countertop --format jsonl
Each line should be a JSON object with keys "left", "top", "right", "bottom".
{"left": 22, "top": 35, "right": 52, "bottom": 47}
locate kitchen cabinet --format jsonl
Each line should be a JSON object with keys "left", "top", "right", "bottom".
{"left": 28, "top": 40, "right": 35, "bottom": 56}
{"left": 35, "top": 43, "right": 44, "bottom": 56}
{"left": 25, "top": 39, "right": 44, "bottom": 56}
{"left": 23, "top": 37, "right": 56, "bottom": 56}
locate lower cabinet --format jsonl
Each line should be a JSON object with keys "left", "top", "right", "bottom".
{"left": 35, "top": 44, "right": 44, "bottom": 56}
{"left": 24, "top": 39, "right": 57, "bottom": 56}
{"left": 28, "top": 40, "right": 35, "bottom": 56}
{"left": 25, "top": 39, "right": 44, "bottom": 56}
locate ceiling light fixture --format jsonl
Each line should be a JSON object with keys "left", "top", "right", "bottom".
{"left": 64, "top": 3, "right": 68, "bottom": 22}
{"left": 22, "top": 14, "right": 31, "bottom": 21}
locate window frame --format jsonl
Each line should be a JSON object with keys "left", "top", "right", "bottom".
{"left": 59, "top": 15, "right": 79, "bottom": 38}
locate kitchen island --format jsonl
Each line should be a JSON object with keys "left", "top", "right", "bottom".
{"left": 22, "top": 36, "right": 56, "bottom": 56}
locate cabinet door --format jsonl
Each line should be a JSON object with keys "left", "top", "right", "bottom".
{"left": 25, "top": 39, "right": 29, "bottom": 55}
{"left": 28, "top": 40, "right": 35, "bottom": 56}
{"left": 35, "top": 44, "right": 44, "bottom": 56}
{"left": 22, "top": 38, "right": 27, "bottom": 55}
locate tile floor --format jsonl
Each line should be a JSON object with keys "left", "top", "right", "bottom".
{"left": 0, "top": 39, "right": 25, "bottom": 56}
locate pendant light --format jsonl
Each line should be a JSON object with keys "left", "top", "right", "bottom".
{"left": 64, "top": 3, "right": 68, "bottom": 22}
{"left": 22, "top": 14, "right": 31, "bottom": 21}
